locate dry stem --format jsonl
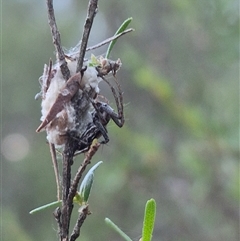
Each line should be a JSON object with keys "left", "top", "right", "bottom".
{"left": 46, "top": 0, "right": 99, "bottom": 240}
{"left": 46, "top": 0, "right": 70, "bottom": 80}
{"left": 49, "top": 143, "right": 61, "bottom": 201}
{"left": 76, "top": 0, "right": 98, "bottom": 73}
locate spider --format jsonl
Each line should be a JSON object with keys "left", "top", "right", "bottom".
{"left": 73, "top": 75, "right": 124, "bottom": 155}
{"left": 74, "top": 101, "right": 123, "bottom": 154}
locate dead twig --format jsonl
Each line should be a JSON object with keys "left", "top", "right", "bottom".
{"left": 48, "top": 0, "right": 98, "bottom": 239}
{"left": 86, "top": 28, "right": 134, "bottom": 52}
{"left": 49, "top": 143, "right": 61, "bottom": 201}
{"left": 70, "top": 205, "right": 89, "bottom": 241}
{"left": 43, "top": 1, "right": 127, "bottom": 240}
{"left": 65, "top": 28, "right": 134, "bottom": 60}
{"left": 68, "top": 142, "right": 100, "bottom": 204}
{"left": 68, "top": 143, "right": 100, "bottom": 241}
{"left": 76, "top": 0, "right": 98, "bottom": 73}
{"left": 46, "top": 0, "right": 70, "bottom": 80}
{"left": 61, "top": 144, "right": 75, "bottom": 240}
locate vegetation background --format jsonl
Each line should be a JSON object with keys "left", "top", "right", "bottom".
{"left": 1, "top": 0, "right": 239, "bottom": 240}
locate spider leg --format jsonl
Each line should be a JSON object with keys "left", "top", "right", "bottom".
{"left": 101, "top": 76, "right": 124, "bottom": 127}
{"left": 110, "top": 115, "right": 123, "bottom": 128}
{"left": 97, "top": 102, "right": 123, "bottom": 127}
{"left": 93, "top": 116, "right": 109, "bottom": 144}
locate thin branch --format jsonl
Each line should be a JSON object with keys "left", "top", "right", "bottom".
{"left": 49, "top": 143, "right": 61, "bottom": 201}
{"left": 70, "top": 205, "right": 89, "bottom": 241}
{"left": 46, "top": 0, "right": 70, "bottom": 80}
{"left": 68, "top": 142, "right": 101, "bottom": 207}
{"left": 86, "top": 28, "right": 134, "bottom": 52}
{"left": 60, "top": 142, "right": 100, "bottom": 241}
{"left": 61, "top": 142, "right": 75, "bottom": 240}
{"left": 46, "top": 2, "right": 72, "bottom": 238}
{"left": 59, "top": 0, "right": 98, "bottom": 237}
{"left": 44, "top": 1, "right": 127, "bottom": 241}
{"left": 64, "top": 29, "right": 134, "bottom": 60}
{"left": 76, "top": 0, "right": 98, "bottom": 73}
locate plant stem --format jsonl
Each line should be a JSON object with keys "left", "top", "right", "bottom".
{"left": 46, "top": 0, "right": 70, "bottom": 81}
{"left": 76, "top": 0, "right": 98, "bottom": 73}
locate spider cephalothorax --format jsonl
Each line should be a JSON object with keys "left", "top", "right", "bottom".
{"left": 73, "top": 99, "right": 124, "bottom": 154}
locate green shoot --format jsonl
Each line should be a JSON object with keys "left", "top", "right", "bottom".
{"left": 105, "top": 17, "right": 133, "bottom": 58}
{"left": 105, "top": 218, "right": 132, "bottom": 241}
{"left": 141, "top": 199, "right": 156, "bottom": 241}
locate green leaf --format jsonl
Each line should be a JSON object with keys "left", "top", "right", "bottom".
{"left": 105, "top": 17, "right": 132, "bottom": 58}
{"left": 142, "top": 199, "right": 156, "bottom": 241}
{"left": 29, "top": 200, "right": 62, "bottom": 214}
{"left": 29, "top": 192, "right": 85, "bottom": 214}
{"left": 79, "top": 161, "right": 103, "bottom": 203}
{"left": 105, "top": 218, "right": 133, "bottom": 241}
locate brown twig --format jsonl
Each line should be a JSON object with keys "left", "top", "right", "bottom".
{"left": 46, "top": 0, "right": 98, "bottom": 239}
{"left": 68, "top": 144, "right": 100, "bottom": 241}
{"left": 76, "top": 0, "right": 98, "bottom": 73}
{"left": 70, "top": 205, "right": 89, "bottom": 241}
{"left": 86, "top": 28, "right": 134, "bottom": 52}
{"left": 61, "top": 144, "right": 75, "bottom": 240}
{"left": 49, "top": 143, "right": 61, "bottom": 201}
{"left": 60, "top": 142, "right": 100, "bottom": 241}
{"left": 46, "top": 0, "right": 70, "bottom": 81}
{"left": 44, "top": 1, "right": 127, "bottom": 240}
{"left": 60, "top": 1, "right": 98, "bottom": 236}
{"left": 46, "top": 1, "right": 77, "bottom": 240}
{"left": 65, "top": 28, "right": 134, "bottom": 60}
{"left": 68, "top": 142, "right": 101, "bottom": 204}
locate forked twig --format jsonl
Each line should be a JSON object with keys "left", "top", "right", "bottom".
{"left": 76, "top": 0, "right": 98, "bottom": 73}
{"left": 68, "top": 142, "right": 101, "bottom": 204}
{"left": 62, "top": 1, "right": 99, "bottom": 240}
{"left": 44, "top": 1, "right": 128, "bottom": 240}
{"left": 69, "top": 143, "right": 100, "bottom": 241}
{"left": 46, "top": 0, "right": 70, "bottom": 81}
{"left": 65, "top": 29, "right": 134, "bottom": 60}
{"left": 46, "top": 0, "right": 99, "bottom": 240}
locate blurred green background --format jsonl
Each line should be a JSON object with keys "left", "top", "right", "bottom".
{"left": 1, "top": 0, "right": 239, "bottom": 240}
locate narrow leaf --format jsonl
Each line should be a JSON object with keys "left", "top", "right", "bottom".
{"left": 142, "top": 199, "right": 156, "bottom": 241}
{"left": 105, "top": 218, "right": 132, "bottom": 241}
{"left": 79, "top": 161, "right": 103, "bottom": 202}
{"left": 105, "top": 17, "right": 133, "bottom": 58}
{"left": 29, "top": 200, "right": 62, "bottom": 214}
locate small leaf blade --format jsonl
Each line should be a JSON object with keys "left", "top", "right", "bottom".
{"left": 105, "top": 17, "right": 133, "bottom": 58}
{"left": 29, "top": 200, "right": 62, "bottom": 214}
{"left": 105, "top": 218, "right": 133, "bottom": 241}
{"left": 79, "top": 161, "right": 103, "bottom": 203}
{"left": 142, "top": 198, "right": 156, "bottom": 241}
